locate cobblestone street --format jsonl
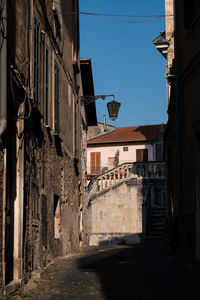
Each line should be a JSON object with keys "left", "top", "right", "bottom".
{"left": 11, "top": 240, "right": 200, "bottom": 300}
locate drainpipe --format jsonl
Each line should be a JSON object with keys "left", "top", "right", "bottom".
{"left": 103, "top": 115, "right": 107, "bottom": 132}
{"left": 173, "top": 0, "right": 184, "bottom": 256}
{"left": 0, "top": 0, "right": 7, "bottom": 138}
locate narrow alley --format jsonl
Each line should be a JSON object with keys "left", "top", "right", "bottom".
{"left": 1, "top": 0, "right": 200, "bottom": 299}
{"left": 16, "top": 240, "right": 199, "bottom": 300}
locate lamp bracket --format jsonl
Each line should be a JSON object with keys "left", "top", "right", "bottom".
{"left": 80, "top": 94, "right": 114, "bottom": 106}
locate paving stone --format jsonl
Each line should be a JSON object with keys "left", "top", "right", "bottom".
{"left": 12, "top": 240, "right": 200, "bottom": 300}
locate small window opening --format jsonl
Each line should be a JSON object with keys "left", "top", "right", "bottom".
{"left": 54, "top": 195, "right": 61, "bottom": 239}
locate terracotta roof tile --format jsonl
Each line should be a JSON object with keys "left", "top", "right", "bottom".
{"left": 87, "top": 124, "right": 165, "bottom": 144}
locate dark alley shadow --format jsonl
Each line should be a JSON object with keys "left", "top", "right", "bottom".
{"left": 77, "top": 240, "right": 199, "bottom": 300}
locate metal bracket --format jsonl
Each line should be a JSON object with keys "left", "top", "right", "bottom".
{"left": 80, "top": 94, "right": 114, "bottom": 106}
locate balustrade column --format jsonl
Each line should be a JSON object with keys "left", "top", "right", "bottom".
{"left": 113, "top": 172, "right": 116, "bottom": 183}
{"left": 108, "top": 174, "right": 112, "bottom": 186}
{"left": 104, "top": 176, "right": 107, "bottom": 188}
{"left": 117, "top": 169, "right": 120, "bottom": 181}
{"left": 127, "top": 166, "right": 130, "bottom": 177}
{"left": 121, "top": 168, "right": 125, "bottom": 179}
{"left": 100, "top": 177, "right": 103, "bottom": 190}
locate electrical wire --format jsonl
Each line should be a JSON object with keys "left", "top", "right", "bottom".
{"left": 52, "top": 10, "right": 173, "bottom": 23}
{"left": 79, "top": 12, "right": 169, "bottom": 18}
{"left": 97, "top": 15, "right": 163, "bottom": 23}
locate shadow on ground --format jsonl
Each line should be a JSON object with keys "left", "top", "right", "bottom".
{"left": 77, "top": 240, "right": 199, "bottom": 300}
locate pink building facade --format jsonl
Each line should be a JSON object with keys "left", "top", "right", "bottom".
{"left": 87, "top": 124, "right": 165, "bottom": 178}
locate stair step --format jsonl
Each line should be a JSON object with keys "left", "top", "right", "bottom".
{"left": 147, "top": 232, "right": 164, "bottom": 235}
{"left": 146, "top": 207, "right": 166, "bottom": 239}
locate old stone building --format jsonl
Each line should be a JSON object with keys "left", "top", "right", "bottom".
{"left": 155, "top": 0, "right": 200, "bottom": 260}
{"left": 0, "top": 0, "right": 92, "bottom": 297}
{"left": 79, "top": 57, "right": 97, "bottom": 247}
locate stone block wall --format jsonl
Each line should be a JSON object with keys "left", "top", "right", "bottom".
{"left": 88, "top": 175, "right": 166, "bottom": 246}
{"left": 88, "top": 179, "right": 143, "bottom": 246}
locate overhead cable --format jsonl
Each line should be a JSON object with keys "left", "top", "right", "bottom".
{"left": 52, "top": 10, "right": 173, "bottom": 23}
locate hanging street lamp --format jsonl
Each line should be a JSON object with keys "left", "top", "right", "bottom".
{"left": 107, "top": 98, "right": 121, "bottom": 121}
{"left": 80, "top": 94, "right": 121, "bottom": 120}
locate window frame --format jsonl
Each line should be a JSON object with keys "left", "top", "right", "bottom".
{"left": 54, "top": 61, "right": 60, "bottom": 134}
{"left": 123, "top": 146, "right": 128, "bottom": 152}
{"left": 90, "top": 152, "right": 101, "bottom": 175}
{"left": 34, "top": 15, "right": 40, "bottom": 106}
{"left": 44, "top": 42, "right": 51, "bottom": 127}
{"left": 136, "top": 149, "right": 148, "bottom": 162}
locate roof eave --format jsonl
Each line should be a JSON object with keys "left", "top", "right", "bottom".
{"left": 87, "top": 139, "right": 154, "bottom": 145}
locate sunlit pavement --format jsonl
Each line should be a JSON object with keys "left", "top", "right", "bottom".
{"left": 17, "top": 240, "right": 200, "bottom": 300}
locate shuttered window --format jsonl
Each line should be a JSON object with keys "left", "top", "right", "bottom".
{"left": 44, "top": 45, "right": 50, "bottom": 126}
{"left": 90, "top": 152, "right": 101, "bottom": 175}
{"left": 54, "top": 62, "right": 59, "bottom": 133}
{"left": 136, "top": 149, "right": 148, "bottom": 162}
{"left": 34, "top": 16, "right": 40, "bottom": 106}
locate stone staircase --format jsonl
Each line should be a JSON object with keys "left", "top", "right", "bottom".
{"left": 146, "top": 207, "right": 166, "bottom": 239}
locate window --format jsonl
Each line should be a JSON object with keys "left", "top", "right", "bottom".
{"left": 52, "top": 0, "right": 62, "bottom": 39}
{"left": 44, "top": 44, "right": 51, "bottom": 126}
{"left": 34, "top": 16, "right": 40, "bottom": 106}
{"left": 90, "top": 152, "right": 101, "bottom": 175}
{"left": 108, "top": 157, "right": 115, "bottom": 169}
{"left": 54, "top": 61, "right": 59, "bottom": 133}
{"left": 123, "top": 147, "right": 128, "bottom": 152}
{"left": 68, "top": 83, "right": 72, "bottom": 106}
{"left": 136, "top": 149, "right": 148, "bottom": 162}
{"left": 54, "top": 195, "right": 61, "bottom": 239}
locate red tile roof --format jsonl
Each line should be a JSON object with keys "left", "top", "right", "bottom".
{"left": 87, "top": 124, "right": 165, "bottom": 144}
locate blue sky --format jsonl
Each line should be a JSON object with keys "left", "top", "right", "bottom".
{"left": 79, "top": 0, "right": 167, "bottom": 127}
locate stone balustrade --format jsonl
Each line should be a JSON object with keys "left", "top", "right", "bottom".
{"left": 97, "top": 163, "right": 133, "bottom": 191}
{"left": 88, "top": 163, "right": 133, "bottom": 197}
{"left": 132, "top": 161, "right": 165, "bottom": 178}
{"left": 88, "top": 161, "right": 165, "bottom": 198}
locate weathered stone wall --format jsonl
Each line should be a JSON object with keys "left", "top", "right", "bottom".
{"left": 88, "top": 178, "right": 143, "bottom": 246}
{"left": 79, "top": 123, "right": 89, "bottom": 247}
{"left": 0, "top": 148, "right": 4, "bottom": 296}
{"left": 88, "top": 175, "right": 166, "bottom": 246}
{"left": 1, "top": 0, "right": 84, "bottom": 294}
{"left": 87, "top": 122, "right": 115, "bottom": 140}
{"left": 165, "top": 0, "right": 200, "bottom": 259}
{"left": 165, "top": 0, "right": 174, "bottom": 68}
{"left": 22, "top": 105, "right": 80, "bottom": 280}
